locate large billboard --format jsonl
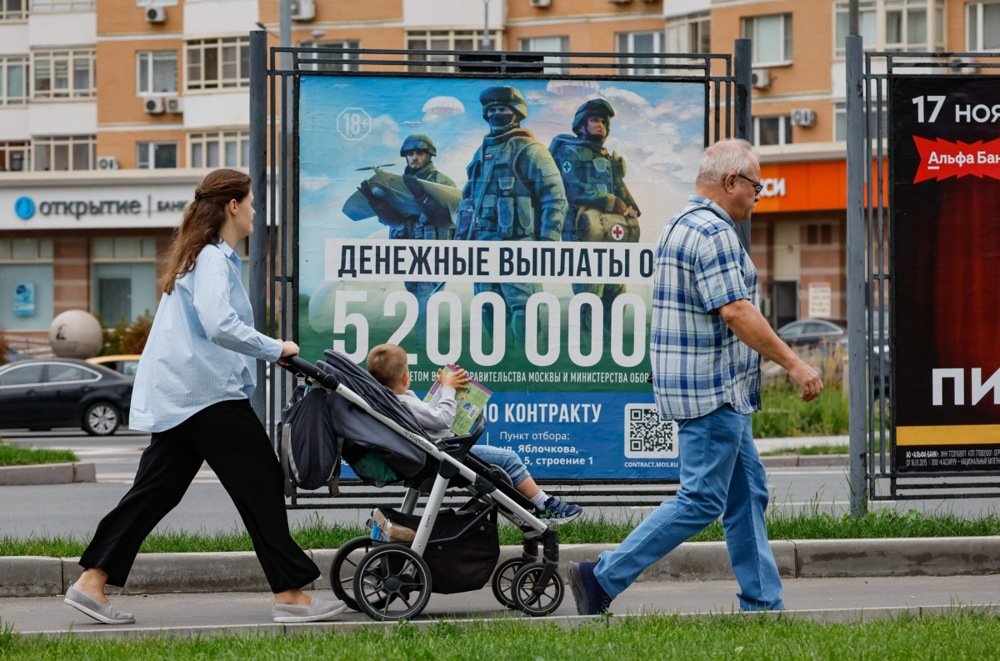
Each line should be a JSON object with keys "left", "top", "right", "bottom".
{"left": 891, "top": 75, "right": 1000, "bottom": 473}
{"left": 297, "top": 74, "right": 706, "bottom": 480}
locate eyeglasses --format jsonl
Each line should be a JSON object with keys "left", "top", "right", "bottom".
{"left": 734, "top": 173, "right": 763, "bottom": 195}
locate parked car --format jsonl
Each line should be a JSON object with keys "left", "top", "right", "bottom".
{"left": 0, "top": 358, "right": 133, "bottom": 436}
{"left": 87, "top": 354, "right": 141, "bottom": 377}
{"left": 776, "top": 318, "right": 846, "bottom": 347}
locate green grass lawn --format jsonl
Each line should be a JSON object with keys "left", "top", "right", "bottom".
{"left": 2, "top": 509, "right": 997, "bottom": 558}
{"left": 2, "top": 611, "right": 998, "bottom": 659}
{"left": 0, "top": 442, "right": 77, "bottom": 467}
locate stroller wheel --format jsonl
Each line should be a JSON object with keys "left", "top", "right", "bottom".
{"left": 490, "top": 558, "right": 526, "bottom": 609}
{"left": 353, "top": 543, "right": 432, "bottom": 622}
{"left": 511, "top": 562, "right": 564, "bottom": 617}
{"left": 329, "top": 536, "right": 378, "bottom": 612}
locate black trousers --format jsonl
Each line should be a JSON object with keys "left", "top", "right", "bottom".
{"left": 79, "top": 399, "right": 320, "bottom": 593}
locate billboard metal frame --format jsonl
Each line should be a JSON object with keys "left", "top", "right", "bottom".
{"left": 249, "top": 37, "right": 752, "bottom": 506}
{"left": 846, "top": 37, "right": 1000, "bottom": 510}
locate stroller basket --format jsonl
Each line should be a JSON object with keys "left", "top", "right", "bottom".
{"left": 371, "top": 504, "right": 500, "bottom": 594}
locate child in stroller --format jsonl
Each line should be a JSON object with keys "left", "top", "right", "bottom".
{"left": 366, "top": 343, "right": 582, "bottom": 524}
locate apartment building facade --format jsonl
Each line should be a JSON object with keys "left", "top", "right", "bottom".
{"left": 0, "top": 0, "right": 991, "bottom": 338}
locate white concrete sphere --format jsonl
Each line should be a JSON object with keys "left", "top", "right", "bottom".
{"left": 49, "top": 310, "right": 103, "bottom": 358}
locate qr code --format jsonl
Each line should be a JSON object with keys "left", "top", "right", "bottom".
{"left": 624, "top": 404, "right": 679, "bottom": 459}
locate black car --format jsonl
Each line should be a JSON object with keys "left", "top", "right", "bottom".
{"left": 0, "top": 358, "right": 133, "bottom": 436}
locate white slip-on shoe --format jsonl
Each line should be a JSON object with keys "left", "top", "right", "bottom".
{"left": 64, "top": 585, "right": 136, "bottom": 625}
{"left": 272, "top": 596, "right": 347, "bottom": 623}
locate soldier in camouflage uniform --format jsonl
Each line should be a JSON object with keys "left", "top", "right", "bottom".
{"left": 358, "top": 134, "right": 456, "bottom": 347}
{"left": 458, "top": 86, "right": 567, "bottom": 348}
{"left": 549, "top": 99, "right": 640, "bottom": 331}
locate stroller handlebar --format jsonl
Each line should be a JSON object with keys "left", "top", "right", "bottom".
{"left": 278, "top": 355, "right": 340, "bottom": 389}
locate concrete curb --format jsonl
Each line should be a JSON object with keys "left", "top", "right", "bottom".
{"left": 0, "top": 462, "right": 96, "bottom": 486}
{"left": 3, "top": 537, "right": 997, "bottom": 598}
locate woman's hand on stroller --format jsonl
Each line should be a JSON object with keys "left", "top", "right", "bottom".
{"left": 438, "top": 366, "right": 471, "bottom": 391}
{"left": 275, "top": 340, "right": 300, "bottom": 367}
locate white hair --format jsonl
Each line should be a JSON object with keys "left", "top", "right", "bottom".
{"left": 695, "top": 138, "right": 757, "bottom": 186}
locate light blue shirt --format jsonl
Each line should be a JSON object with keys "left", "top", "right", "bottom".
{"left": 129, "top": 241, "right": 281, "bottom": 432}
{"left": 650, "top": 195, "right": 761, "bottom": 420}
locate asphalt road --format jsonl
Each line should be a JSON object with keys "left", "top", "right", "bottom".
{"left": 0, "top": 430, "right": 1000, "bottom": 538}
{"left": 1, "top": 429, "right": 998, "bottom": 539}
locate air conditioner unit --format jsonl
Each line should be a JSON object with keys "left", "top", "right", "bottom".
{"left": 145, "top": 6, "right": 166, "bottom": 23}
{"left": 529, "top": 0, "right": 551, "bottom": 7}
{"left": 290, "top": 0, "right": 315, "bottom": 21}
{"left": 97, "top": 156, "right": 118, "bottom": 171}
{"left": 750, "top": 68, "right": 771, "bottom": 90}
{"left": 143, "top": 97, "right": 165, "bottom": 114}
{"left": 165, "top": 96, "right": 183, "bottom": 113}
{"left": 790, "top": 108, "right": 816, "bottom": 127}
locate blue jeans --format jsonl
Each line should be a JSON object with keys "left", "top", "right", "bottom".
{"left": 593, "top": 404, "right": 784, "bottom": 611}
{"left": 469, "top": 445, "right": 530, "bottom": 487}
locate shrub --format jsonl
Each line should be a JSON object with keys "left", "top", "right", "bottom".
{"left": 120, "top": 312, "right": 153, "bottom": 354}
{"left": 98, "top": 313, "right": 153, "bottom": 356}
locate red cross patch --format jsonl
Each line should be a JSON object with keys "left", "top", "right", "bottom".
{"left": 610, "top": 223, "right": 625, "bottom": 241}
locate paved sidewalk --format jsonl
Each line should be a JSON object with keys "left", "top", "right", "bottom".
{"left": 2, "top": 575, "right": 997, "bottom": 638}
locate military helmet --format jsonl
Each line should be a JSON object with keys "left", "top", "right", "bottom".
{"left": 479, "top": 86, "right": 528, "bottom": 121}
{"left": 572, "top": 98, "right": 615, "bottom": 136}
{"left": 399, "top": 134, "right": 437, "bottom": 157}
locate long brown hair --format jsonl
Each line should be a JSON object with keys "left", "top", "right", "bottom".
{"left": 160, "top": 168, "right": 251, "bottom": 294}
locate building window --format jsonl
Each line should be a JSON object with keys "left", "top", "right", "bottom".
{"left": 834, "top": 101, "right": 887, "bottom": 142}
{"left": 615, "top": 31, "right": 665, "bottom": 75}
{"left": 742, "top": 14, "right": 792, "bottom": 66}
{"left": 33, "top": 135, "right": 95, "bottom": 171}
{"left": 189, "top": 130, "right": 249, "bottom": 168}
{"left": 885, "top": 0, "right": 942, "bottom": 51}
{"left": 32, "top": 50, "right": 96, "bottom": 100}
{"left": 0, "top": 56, "right": 28, "bottom": 105}
{"left": 517, "top": 36, "right": 569, "bottom": 75}
{"left": 137, "top": 142, "right": 177, "bottom": 169}
{"left": 299, "top": 40, "right": 360, "bottom": 72}
{"left": 806, "top": 224, "right": 834, "bottom": 245}
{"left": 968, "top": 2, "right": 1000, "bottom": 51}
{"left": 30, "top": 0, "right": 95, "bottom": 10}
{"left": 405, "top": 30, "right": 502, "bottom": 72}
{"left": 137, "top": 51, "right": 178, "bottom": 95}
{"left": 0, "top": 0, "right": 27, "bottom": 22}
{"left": 186, "top": 37, "right": 250, "bottom": 91}
{"left": 0, "top": 239, "right": 54, "bottom": 332}
{"left": 0, "top": 141, "right": 29, "bottom": 171}
{"left": 834, "top": 1, "right": 877, "bottom": 55}
{"left": 834, "top": 1, "right": 944, "bottom": 55}
{"left": 754, "top": 116, "right": 793, "bottom": 146}
{"left": 92, "top": 238, "right": 158, "bottom": 326}
{"left": 665, "top": 13, "right": 710, "bottom": 54}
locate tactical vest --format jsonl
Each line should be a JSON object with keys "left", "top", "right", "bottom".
{"left": 466, "top": 134, "right": 538, "bottom": 240}
{"left": 550, "top": 135, "right": 637, "bottom": 242}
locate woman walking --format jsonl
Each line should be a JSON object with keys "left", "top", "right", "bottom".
{"left": 64, "top": 168, "right": 344, "bottom": 625}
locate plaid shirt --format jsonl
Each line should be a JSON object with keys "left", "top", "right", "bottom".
{"left": 650, "top": 195, "right": 761, "bottom": 420}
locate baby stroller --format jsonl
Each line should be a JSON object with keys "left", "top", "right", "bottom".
{"left": 279, "top": 350, "right": 564, "bottom": 621}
